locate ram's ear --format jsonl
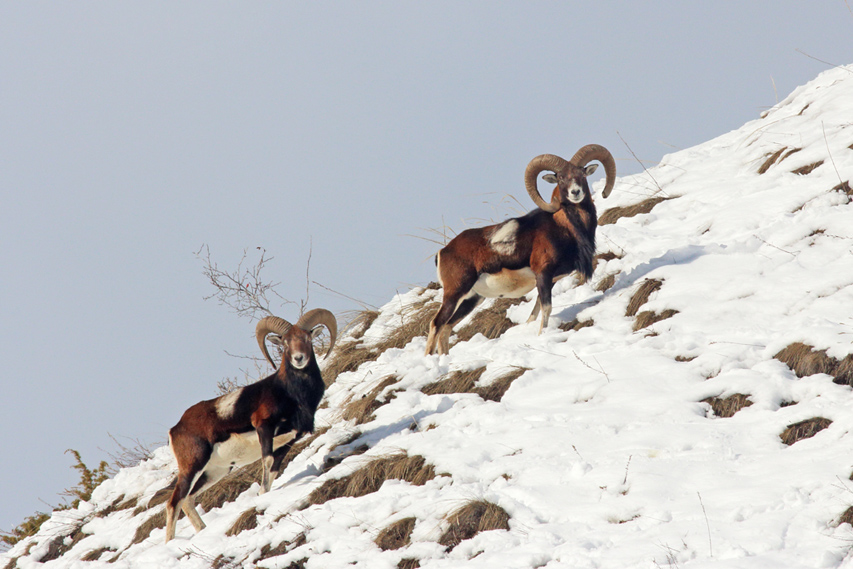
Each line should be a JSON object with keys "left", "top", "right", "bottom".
{"left": 542, "top": 173, "right": 558, "bottom": 184}
{"left": 267, "top": 335, "right": 284, "bottom": 346}
{"left": 311, "top": 326, "right": 325, "bottom": 340}
{"left": 584, "top": 163, "right": 599, "bottom": 176}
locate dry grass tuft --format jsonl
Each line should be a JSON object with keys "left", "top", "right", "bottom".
{"left": 559, "top": 318, "right": 594, "bottom": 332}
{"left": 341, "top": 375, "right": 401, "bottom": 425}
{"left": 475, "top": 367, "right": 529, "bottom": 402}
{"left": 599, "top": 196, "right": 671, "bottom": 226}
{"left": 625, "top": 279, "right": 663, "bottom": 317}
{"left": 792, "top": 160, "right": 824, "bottom": 175}
{"left": 780, "top": 417, "right": 832, "bottom": 445}
{"left": 306, "top": 453, "right": 436, "bottom": 507}
{"left": 438, "top": 500, "right": 510, "bottom": 551}
{"left": 757, "top": 147, "right": 788, "bottom": 174}
{"left": 322, "top": 444, "right": 370, "bottom": 474}
{"left": 703, "top": 394, "right": 752, "bottom": 418}
{"left": 675, "top": 355, "right": 697, "bottom": 363}
{"left": 81, "top": 547, "right": 116, "bottom": 562}
{"left": 225, "top": 508, "right": 259, "bottom": 537}
{"left": 322, "top": 341, "right": 379, "bottom": 387}
{"left": 423, "top": 367, "right": 486, "bottom": 396}
{"left": 593, "top": 251, "right": 622, "bottom": 268}
{"left": 633, "top": 309, "right": 679, "bottom": 331}
{"left": 378, "top": 298, "right": 441, "bottom": 352}
{"left": 774, "top": 343, "right": 853, "bottom": 386}
{"left": 833, "top": 180, "right": 852, "bottom": 197}
{"left": 455, "top": 297, "right": 524, "bottom": 343}
{"left": 258, "top": 533, "right": 307, "bottom": 562}
{"left": 838, "top": 506, "right": 853, "bottom": 527}
{"left": 595, "top": 273, "right": 617, "bottom": 292}
{"left": 375, "top": 517, "right": 416, "bottom": 551}
{"left": 397, "top": 559, "right": 421, "bottom": 569}
{"left": 39, "top": 525, "right": 87, "bottom": 561}
{"left": 131, "top": 510, "right": 166, "bottom": 545}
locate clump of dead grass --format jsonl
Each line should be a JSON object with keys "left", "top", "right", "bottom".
{"left": 397, "top": 559, "right": 421, "bottom": 569}
{"left": 559, "top": 318, "right": 594, "bottom": 332}
{"left": 595, "top": 273, "right": 617, "bottom": 292}
{"left": 837, "top": 506, "right": 853, "bottom": 527}
{"left": 81, "top": 546, "right": 116, "bottom": 561}
{"left": 306, "top": 453, "right": 436, "bottom": 508}
{"left": 131, "top": 510, "right": 166, "bottom": 545}
{"left": 422, "top": 366, "right": 528, "bottom": 403}
{"left": 258, "top": 533, "right": 307, "bottom": 562}
{"left": 598, "top": 196, "right": 672, "bottom": 226}
{"left": 455, "top": 297, "right": 524, "bottom": 343}
{"left": 341, "top": 376, "right": 401, "bottom": 425}
{"left": 758, "top": 147, "right": 788, "bottom": 174}
{"left": 780, "top": 417, "right": 832, "bottom": 445}
{"left": 774, "top": 342, "right": 853, "bottom": 386}
{"left": 321, "top": 443, "right": 370, "bottom": 474}
{"left": 792, "top": 160, "right": 824, "bottom": 175}
{"left": 38, "top": 524, "right": 87, "bottom": 562}
{"left": 438, "top": 500, "right": 510, "bottom": 551}
{"left": 225, "top": 508, "right": 259, "bottom": 537}
{"left": 633, "top": 309, "right": 679, "bottom": 331}
{"left": 833, "top": 181, "right": 852, "bottom": 197}
{"left": 375, "top": 517, "right": 416, "bottom": 551}
{"left": 625, "top": 279, "right": 663, "bottom": 317}
{"left": 703, "top": 394, "right": 752, "bottom": 418}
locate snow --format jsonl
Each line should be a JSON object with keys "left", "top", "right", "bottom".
{"left": 4, "top": 64, "right": 853, "bottom": 569}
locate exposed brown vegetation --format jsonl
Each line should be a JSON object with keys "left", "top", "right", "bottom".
{"left": 833, "top": 180, "right": 852, "bottom": 196}
{"left": 838, "top": 505, "right": 853, "bottom": 527}
{"left": 341, "top": 376, "right": 401, "bottom": 425}
{"left": 438, "top": 500, "right": 510, "bottom": 551}
{"left": 81, "top": 547, "right": 116, "bottom": 562}
{"left": 455, "top": 297, "right": 524, "bottom": 343}
{"left": 225, "top": 508, "right": 259, "bottom": 537}
{"left": 39, "top": 525, "right": 87, "bottom": 562}
{"left": 633, "top": 309, "right": 679, "bottom": 331}
{"left": 397, "top": 559, "right": 421, "bottom": 569}
{"left": 703, "top": 394, "right": 752, "bottom": 418}
{"left": 131, "top": 510, "right": 166, "bottom": 545}
{"left": 422, "top": 366, "right": 528, "bottom": 403}
{"left": 423, "top": 367, "right": 486, "bottom": 396}
{"left": 626, "top": 279, "right": 663, "bottom": 317}
{"left": 595, "top": 273, "right": 617, "bottom": 292}
{"left": 757, "top": 148, "right": 787, "bottom": 174}
{"left": 774, "top": 342, "right": 853, "bottom": 386}
{"left": 780, "top": 417, "right": 832, "bottom": 445}
{"left": 675, "top": 355, "right": 697, "bottom": 362}
{"left": 322, "top": 444, "right": 370, "bottom": 474}
{"left": 792, "top": 160, "right": 824, "bottom": 175}
{"left": 375, "top": 517, "right": 416, "bottom": 551}
{"left": 258, "top": 532, "right": 307, "bottom": 562}
{"left": 306, "top": 453, "right": 436, "bottom": 507}
{"left": 593, "top": 251, "right": 622, "bottom": 269}
{"left": 559, "top": 318, "right": 594, "bottom": 332}
{"left": 599, "top": 196, "right": 671, "bottom": 226}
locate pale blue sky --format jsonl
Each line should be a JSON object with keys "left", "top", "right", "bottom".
{"left": 1, "top": 2, "right": 850, "bottom": 532}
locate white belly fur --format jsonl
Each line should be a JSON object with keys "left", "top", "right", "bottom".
{"left": 472, "top": 268, "right": 536, "bottom": 298}
{"left": 204, "top": 430, "right": 297, "bottom": 473}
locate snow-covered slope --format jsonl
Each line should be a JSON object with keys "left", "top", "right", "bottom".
{"left": 5, "top": 65, "right": 853, "bottom": 569}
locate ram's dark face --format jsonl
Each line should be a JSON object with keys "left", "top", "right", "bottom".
{"left": 280, "top": 327, "right": 316, "bottom": 370}
{"left": 543, "top": 163, "right": 599, "bottom": 205}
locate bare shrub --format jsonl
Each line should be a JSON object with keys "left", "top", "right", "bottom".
{"left": 341, "top": 376, "right": 400, "bottom": 425}
{"left": 225, "top": 508, "right": 259, "bottom": 537}
{"left": 306, "top": 453, "right": 436, "bottom": 507}
{"left": 438, "top": 500, "right": 510, "bottom": 551}
{"left": 633, "top": 309, "right": 678, "bottom": 331}
{"left": 703, "top": 394, "right": 752, "bottom": 418}
{"left": 780, "top": 417, "right": 832, "bottom": 445}
{"left": 599, "top": 196, "right": 671, "bottom": 226}
{"left": 375, "top": 517, "right": 416, "bottom": 551}
{"left": 792, "top": 160, "right": 824, "bottom": 175}
{"left": 625, "top": 279, "right": 663, "bottom": 317}
{"left": 455, "top": 297, "right": 524, "bottom": 343}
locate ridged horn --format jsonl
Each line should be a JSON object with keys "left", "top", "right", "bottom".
{"left": 524, "top": 154, "right": 569, "bottom": 213}
{"left": 296, "top": 308, "right": 338, "bottom": 359}
{"left": 255, "top": 315, "right": 293, "bottom": 368}
{"left": 569, "top": 144, "right": 616, "bottom": 198}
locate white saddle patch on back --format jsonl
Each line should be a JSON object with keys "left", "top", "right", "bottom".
{"left": 472, "top": 267, "right": 536, "bottom": 298}
{"left": 489, "top": 220, "right": 519, "bottom": 256}
{"left": 215, "top": 389, "right": 243, "bottom": 419}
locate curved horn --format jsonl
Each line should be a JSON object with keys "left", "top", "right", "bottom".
{"left": 569, "top": 144, "right": 616, "bottom": 198}
{"left": 296, "top": 308, "right": 338, "bottom": 359}
{"left": 524, "top": 154, "right": 569, "bottom": 213}
{"left": 255, "top": 315, "right": 293, "bottom": 368}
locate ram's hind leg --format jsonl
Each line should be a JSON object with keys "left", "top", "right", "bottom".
{"left": 181, "top": 493, "right": 206, "bottom": 532}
